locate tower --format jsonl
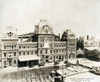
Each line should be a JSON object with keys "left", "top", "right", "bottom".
{"left": 61, "top": 29, "right": 77, "bottom": 60}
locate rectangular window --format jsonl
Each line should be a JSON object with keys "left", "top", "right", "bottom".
{"left": 50, "top": 50, "right": 52, "bottom": 53}
{"left": 27, "top": 51, "right": 29, "bottom": 55}
{"left": 45, "top": 50, "right": 47, "bottom": 54}
{"left": 35, "top": 51, "right": 37, "bottom": 54}
{"left": 31, "top": 51, "right": 33, "bottom": 55}
{"left": 54, "top": 50, "right": 55, "bottom": 53}
{"left": 27, "top": 46, "right": 30, "bottom": 48}
{"left": 12, "top": 45, "right": 13, "bottom": 49}
{"left": 23, "top": 52, "right": 25, "bottom": 55}
{"left": 4, "top": 61, "right": 6, "bottom": 65}
{"left": 19, "top": 52, "right": 21, "bottom": 55}
{"left": 50, "top": 44, "right": 52, "bottom": 47}
{"left": 59, "top": 45, "right": 61, "bottom": 47}
{"left": 62, "top": 45, "right": 64, "bottom": 47}
{"left": 14, "top": 52, "right": 16, "bottom": 56}
{"left": 62, "top": 49, "right": 63, "bottom": 52}
{"left": 40, "top": 50, "right": 42, "bottom": 54}
{"left": 19, "top": 46, "right": 21, "bottom": 49}
{"left": 35, "top": 45, "right": 37, "bottom": 48}
{"left": 14, "top": 45, "right": 16, "bottom": 49}
{"left": 31, "top": 46, "right": 34, "bottom": 48}
{"left": 4, "top": 53, "right": 6, "bottom": 57}
{"left": 59, "top": 49, "right": 61, "bottom": 52}
{"left": 40, "top": 44, "right": 42, "bottom": 47}
{"left": 4, "top": 46, "right": 6, "bottom": 49}
{"left": 23, "top": 46, "right": 25, "bottom": 48}
{"left": 14, "top": 60, "right": 16, "bottom": 64}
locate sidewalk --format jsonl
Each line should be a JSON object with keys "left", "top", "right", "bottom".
{"left": 0, "top": 61, "right": 65, "bottom": 74}
{"left": 69, "top": 58, "right": 100, "bottom": 68}
{"left": 0, "top": 67, "right": 18, "bottom": 74}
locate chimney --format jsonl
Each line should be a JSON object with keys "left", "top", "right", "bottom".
{"left": 87, "top": 35, "right": 89, "bottom": 40}
{"left": 59, "top": 33, "right": 60, "bottom": 36}
{"left": 59, "top": 33, "right": 60, "bottom": 38}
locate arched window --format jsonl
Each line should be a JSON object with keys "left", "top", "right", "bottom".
{"left": 12, "top": 45, "right": 13, "bottom": 49}
{"left": 4, "top": 46, "right": 6, "bottom": 49}
{"left": 10, "top": 45, "right": 12, "bottom": 49}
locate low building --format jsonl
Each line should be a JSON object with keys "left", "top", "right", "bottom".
{"left": 84, "top": 35, "right": 99, "bottom": 48}
{"left": 84, "top": 35, "right": 100, "bottom": 61}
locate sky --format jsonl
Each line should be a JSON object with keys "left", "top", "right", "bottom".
{"left": 0, "top": 0, "right": 100, "bottom": 39}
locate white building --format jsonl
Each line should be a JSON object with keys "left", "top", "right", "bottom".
{"left": 0, "top": 20, "right": 77, "bottom": 68}
{"left": 1, "top": 26, "right": 18, "bottom": 68}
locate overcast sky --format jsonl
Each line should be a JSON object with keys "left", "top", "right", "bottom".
{"left": 0, "top": 0, "right": 100, "bottom": 39}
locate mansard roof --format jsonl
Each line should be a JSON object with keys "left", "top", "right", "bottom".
{"left": 1, "top": 26, "right": 18, "bottom": 39}
{"left": 34, "top": 20, "right": 53, "bottom": 34}
{"left": 61, "top": 29, "right": 76, "bottom": 40}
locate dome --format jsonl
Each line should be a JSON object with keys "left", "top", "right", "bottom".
{"left": 34, "top": 20, "right": 53, "bottom": 34}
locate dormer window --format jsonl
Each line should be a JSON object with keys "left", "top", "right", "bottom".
{"left": 7, "top": 32, "right": 13, "bottom": 38}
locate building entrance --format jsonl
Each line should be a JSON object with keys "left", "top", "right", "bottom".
{"left": 76, "top": 54, "right": 84, "bottom": 58}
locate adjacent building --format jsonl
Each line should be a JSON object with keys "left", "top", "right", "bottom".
{"left": 1, "top": 27, "right": 18, "bottom": 68}
{"left": 84, "top": 35, "right": 100, "bottom": 61}
{"left": 84, "top": 35, "right": 100, "bottom": 50}
{"left": 61, "top": 29, "right": 77, "bottom": 60}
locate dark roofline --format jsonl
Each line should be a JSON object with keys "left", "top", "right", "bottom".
{"left": 19, "top": 32, "right": 34, "bottom": 36}
{"left": 18, "top": 32, "right": 34, "bottom": 38}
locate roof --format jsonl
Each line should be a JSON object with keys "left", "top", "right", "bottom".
{"left": 77, "top": 48, "right": 84, "bottom": 54}
{"left": 35, "top": 20, "right": 53, "bottom": 34}
{"left": 57, "top": 70, "right": 62, "bottom": 75}
{"left": 36, "top": 20, "right": 52, "bottom": 28}
{"left": 62, "top": 29, "right": 76, "bottom": 40}
{"left": 18, "top": 32, "right": 34, "bottom": 38}
{"left": 19, "top": 55, "right": 41, "bottom": 62}
{"left": 85, "top": 47, "right": 99, "bottom": 51}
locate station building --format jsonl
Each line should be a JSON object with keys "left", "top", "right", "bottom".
{"left": 1, "top": 20, "right": 77, "bottom": 68}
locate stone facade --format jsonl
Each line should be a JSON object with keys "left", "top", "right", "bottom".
{"left": 1, "top": 27, "right": 18, "bottom": 68}
{"left": 61, "top": 29, "right": 77, "bottom": 60}
{"left": 1, "top": 20, "right": 77, "bottom": 68}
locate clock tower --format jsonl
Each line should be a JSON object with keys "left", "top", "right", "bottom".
{"left": 34, "top": 20, "right": 54, "bottom": 62}
{"left": 34, "top": 20, "right": 53, "bottom": 34}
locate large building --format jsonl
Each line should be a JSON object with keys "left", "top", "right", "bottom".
{"left": 1, "top": 20, "right": 77, "bottom": 68}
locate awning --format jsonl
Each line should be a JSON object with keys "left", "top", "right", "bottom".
{"left": 67, "top": 67, "right": 76, "bottom": 71}
{"left": 57, "top": 70, "right": 63, "bottom": 75}
{"left": 19, "top": 55, "right": 41, "bottom": 62}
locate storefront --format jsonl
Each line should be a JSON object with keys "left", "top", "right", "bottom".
{"left": 18, "top": 55, "right": 41, "bottom": 67}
